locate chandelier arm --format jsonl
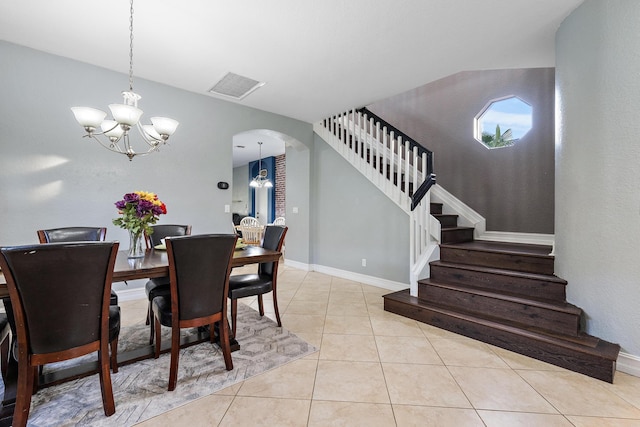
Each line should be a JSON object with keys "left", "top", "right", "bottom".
{"left": 121, "top": 134, "right": 161, "bottom": 160}
{"left": 85, "top": 133, "right": 160, "bottom": 160}
{"left": 85, "top": 134, "right": 127, "bottom": 155}
{"left": 135, "top": 122, "right": 164, "bottom": 146}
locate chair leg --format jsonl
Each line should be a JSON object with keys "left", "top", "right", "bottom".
{"left": 218, "top": 320, "right": 233, "bottom": 371}
{"left": 154, "top": 316, "right": 162, "bottom": 359}
{"left": 231, "top": 299, "right": 238, "bottom": 337}
{"left": 13, "top": 362, "right": 35, "bottom": 427}
{"left": 33, "top": 366, "right": 39, "bottom": 394}
{"left": 257, "top": 295, "right": 265, "bottom": 316}
{"left": 146, "top": 301, "right": 151, "bottom": 325}
{"left": 97, "top": 344, "right": 116, "bottom": 417}
{"left": 209, "top": 323, "right": 216, "bottom": 343}
{"left": 110, "top": 337, "right": 119, "bottom": 373}
{"left": 168, "top": 327, "right": 180, "bottom": 391}
{"left": 272, "top": 290, "right": 282, "bottom": 327}
{"left": 148, "top": 302, "right": 155, "bottom": 344}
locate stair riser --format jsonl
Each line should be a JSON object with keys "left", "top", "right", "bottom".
{"left": 441, "top": 228, "right": 474, "bottom": 244}
{"left": 384, "top": 297, "right": 616, "bottom": 383}
{"left": 434, "top": 215, "right": 458, "bottom": 228}
{"left": 430, "top": 203, "right": 443, "bottom": 215}
{"left": 419, "top": 283, "right": 580, "bottom": 336}
{"left": 429, "top": 264, "right": 566, "bottom": 302}
{"left": 440, "top": 246, "right": 554, "bottom": 275}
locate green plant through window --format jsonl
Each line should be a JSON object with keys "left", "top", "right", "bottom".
{"left": 475, "top": 96, "right": 532, "bottom": 149}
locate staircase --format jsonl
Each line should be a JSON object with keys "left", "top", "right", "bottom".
{"left": 384, "top": 202, "right": 621, "bottom": 383}
{"left": 314, "top": 110, "right": 620, "bottom": 382}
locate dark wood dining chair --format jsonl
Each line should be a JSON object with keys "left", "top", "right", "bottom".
{"left": 0, "top": 241, "right": 120, "bottom": 427}
{"left": 151, "top": 233, "right": 237, "bottom": 391}
{"left": 36, "top": 226, "right": 107, "bottom": 243}
{"left": 228, "top": 225, "right": 287, "bottom": 336}
{"left": 37, "top": 226, "right": 118, "bottom": 306}
{"left": 144, "top": 224, "right": 192, "bottom": 344}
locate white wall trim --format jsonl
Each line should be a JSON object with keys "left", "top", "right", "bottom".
{"left": 617, "top": 352, "right": 640, "bottom": 378}
{"left": 284, "top": 258, "right": 313, "bottom": 271}
{"left": 431, "top": 185, "right": 486, "bottom": 235}
{"left": 478, "top": 231, "right": 556, "bottom": 248}
{"left": 284, "top": 258, "right": 408, "bottom": 291}
{"left": 431, "top": 184, "right": 555, "bottom": 249}
{"left": 312, "top": 264, "right": 408, "bottom": 291}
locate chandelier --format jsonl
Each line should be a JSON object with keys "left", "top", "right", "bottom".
{"left": 70, "top": 0, "right": 178, "bottom": 161}
{"left": 249, "top": 142, "right": 273, "bottom": 188}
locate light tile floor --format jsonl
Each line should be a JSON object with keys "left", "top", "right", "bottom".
{"left": 120, "top": 264, "right": 640, "bottom": 427}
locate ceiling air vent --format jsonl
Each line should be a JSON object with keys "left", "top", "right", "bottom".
{"left": 208, "top": 72, "right": 265, "bottom": 100}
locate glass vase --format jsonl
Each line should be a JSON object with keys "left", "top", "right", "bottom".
{"left": 128, "top": 230, "right": 145, "bottom": 258}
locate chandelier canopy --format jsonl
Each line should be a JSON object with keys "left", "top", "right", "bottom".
{"left": 249, "top": 142, "right": 273, "bottom": 188}
{"left": 71, "top": 0, "right": 178, "bottom": 161}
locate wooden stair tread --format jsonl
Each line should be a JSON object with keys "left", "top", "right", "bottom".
{"left": 384, "top": 289, "right": 619, "bottom": 360}
{"left": 429, "top": 260, "right": 568, "bottom": 284}
{"left": 441, "top": 240, "right": 553, "bottom": 258}
{"left": 419, "top": 279, "right": 579, "bottom": 314}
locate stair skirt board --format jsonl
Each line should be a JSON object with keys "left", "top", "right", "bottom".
{"left": 384, "top": 290, "right": 619, "bottom": 383}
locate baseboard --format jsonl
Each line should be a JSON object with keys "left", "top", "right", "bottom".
{"left": 478, "top": 230, "right": 555, "bottom": 248}
{"left": 312, "top": 264, "right": 408, "bottom": 291}
{"left": 617, "top": 352, "right": 640, "bottom": 378}
{"left": 283, "top": 259, "right": 407, "bottom": 291}
{"left": 283, "top": 258, "right": 313, "bottom": 271}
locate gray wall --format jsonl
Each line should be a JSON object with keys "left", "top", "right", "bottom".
{"left": 311, "top": 134, "right": 409, "bottom": 283}
{"left": 556, "top": 0, "right": 640, "bottom": 355}
{"left": 285, "top": 140, "right": 312, "bottom": 265}
{"left": 368, "top": 68, "right": 556, "bottom": 234}
{"left": 0, "top": 41, "right": 314, "bottom": 286}
{"left": 232, "top": 164, "right": 249, "bottom": 216}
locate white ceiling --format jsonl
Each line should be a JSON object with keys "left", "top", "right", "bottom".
{"left": 1, "top": 0, "right": 583, "bottom": 164}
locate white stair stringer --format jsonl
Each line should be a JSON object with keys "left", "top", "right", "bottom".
{"left": 314, "top": 109, "right": 439, "bottom": 296}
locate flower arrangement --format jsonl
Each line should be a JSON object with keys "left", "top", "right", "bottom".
{"left": 113, "top": 191, "right": 167, "bottom": 236}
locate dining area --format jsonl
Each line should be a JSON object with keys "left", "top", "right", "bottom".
{"left": 0, "top": 191, "right": 290, "bottom": 426}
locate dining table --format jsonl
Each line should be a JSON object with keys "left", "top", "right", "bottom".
{"left": 0, "top": 245, "right": 282, "bottom": 426}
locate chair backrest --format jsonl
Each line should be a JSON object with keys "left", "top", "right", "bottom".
{"left": 145, "top": 224, "right": 192, "bottom": 248}
{"left": 166, "top": 234, "right": 237, "bottom": 320}
{"left": 37, "top": 227, "right": 107, "bottom": 243}
{"left": 239, "top": 217, "right": 259, "bottom": 227}
{"left": 273, "top": 217, "right": 286, "bottom": 226}
{"left": 0, "top": 242, "right": 118, "bottom": 355}
{"left": 259, "top": 226, "right": 288, "bottom": 277}
{"left": 238, "top": 217, "right": 262, "bottom": 245}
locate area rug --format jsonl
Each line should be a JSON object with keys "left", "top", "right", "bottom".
{"left": 21, "top": 304, "right": 317, "bottom": 426}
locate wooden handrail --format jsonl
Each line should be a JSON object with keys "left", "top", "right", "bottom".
{"left": 354, "top": 107, "right": 435, "bottom": 210}
{"left": 356, "top": 107, "right": 434, "bottom": 176}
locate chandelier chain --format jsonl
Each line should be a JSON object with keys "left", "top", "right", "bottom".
{"left": 128, "top": 0, "right": 135, "bottom": 92}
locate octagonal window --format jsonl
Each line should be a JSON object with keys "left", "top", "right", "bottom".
{"left": 474, "top": 96, "right": 532, "bottom": 149}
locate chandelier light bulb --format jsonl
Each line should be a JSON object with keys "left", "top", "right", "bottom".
{"left": 71, "top": 107, "right": 107, "bottom": 132}
{"left": 108, "top": 103, "right": 144, "bottom": 127}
